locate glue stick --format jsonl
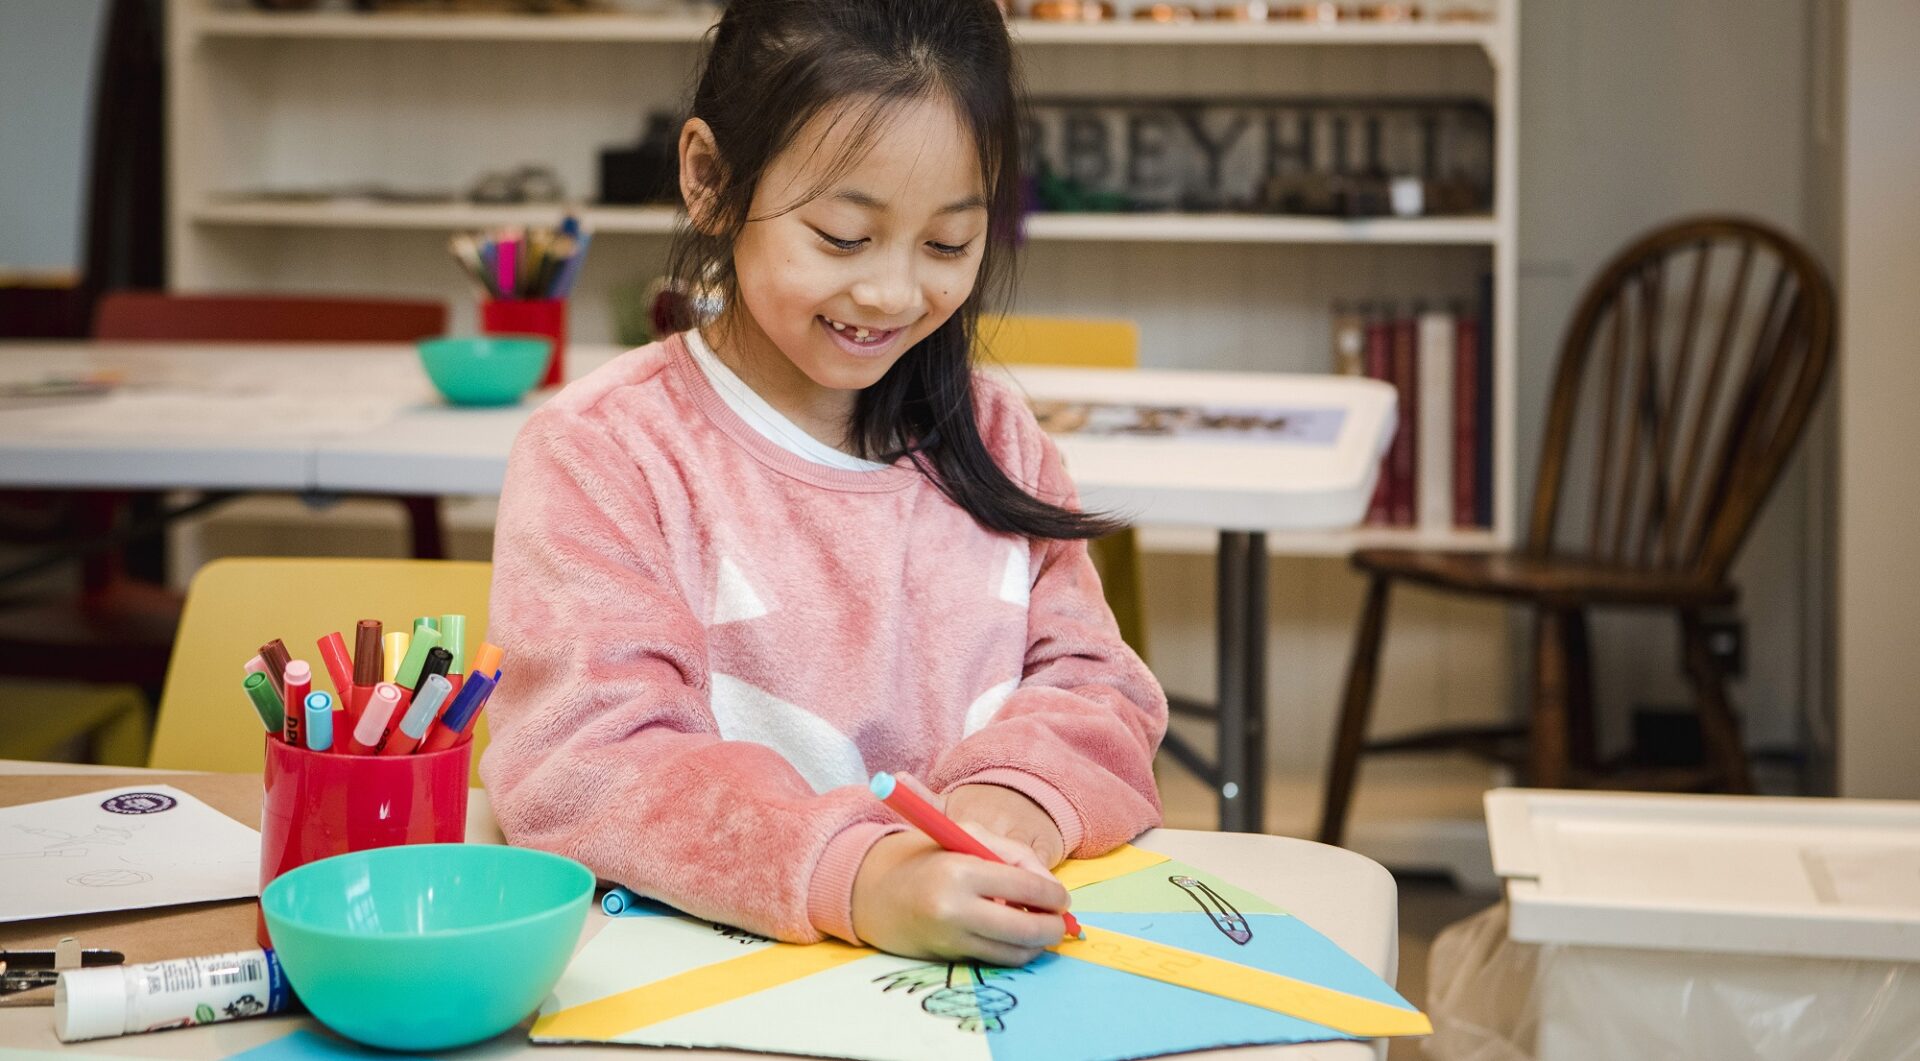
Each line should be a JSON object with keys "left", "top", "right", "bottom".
{"left": 55, "top": 948, "right": 294, "bottom": 1042}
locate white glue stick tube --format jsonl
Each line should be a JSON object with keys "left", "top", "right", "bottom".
{"left": 56, "top": 948, "right": 295, "bottom": 1042}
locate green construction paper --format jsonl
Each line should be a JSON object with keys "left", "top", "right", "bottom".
{"left": 1068, "top": 857, "right": 1285, "bottom": 916}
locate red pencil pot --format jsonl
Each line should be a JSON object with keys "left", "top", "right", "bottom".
{"left": 256, "top": 735, "right": 471, "bottom": 947}
{"left": 481, "top": 297, "right": 568, "bottom": 387}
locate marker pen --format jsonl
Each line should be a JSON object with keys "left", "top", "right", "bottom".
{"left": 280, "top": 661, "right": 311, "bottom": 749}
{"left": 419, "top": 671, "right": 493, "bottom": 754}
{"left": 350, "top": 620, "right": 382, "bottom": 727}
{"left": 242, "top": 672, "right": 284, "bottom": 735}
{"left": 243, "top": 655, "right": 269, "bottom": 679}
{"left": 455, "top": 673, "right": 500, "bottom": 746}
{"left": 382, "top": 632, "right": 410, "bottom": 684}
{"left": 303, "top": 691, "right": 334, "bottom": 753}
{"left": 382, "top": 673, "right": 452, "bottom": 756}
{"left": 412, "top": 616, "right": 438, "bottom": 636}
{"left": 438, "top": 614, "right": 467, "bottom": 696}
{"left": 472, "top": 641, "right": 504, "bottom": 680}
{"left": 392, "top": 626, "right": 441, "bottom": 690}
{"left": 347, "top": 683, "right": 404, "bottom": 756}
{"left": 316, "top": 632, "right": 353, "bottom": 700}
{"left": 412, "top": 646, "right": 452, "bottom": 696}
{"left": 258, "top": 639, "right": 292, "bottom": 698}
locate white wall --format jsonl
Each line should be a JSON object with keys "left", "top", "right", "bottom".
{"left": 0, "top": 0, "right": 107, "bottom": 273}
{"left": 1836, "top": 0, "right": 1920, "bottom": 799}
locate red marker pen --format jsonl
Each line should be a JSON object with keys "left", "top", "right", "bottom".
{"left": 869, "top": 771, "right": 1082, "bottom": 940}
{"left": 281, "top": 660, "right": 311, "bottom": 749}
{"left": 347, "top": 683, "right": 404, "bottom": 756}
{"left": 317, "top": 632, "right": 353, "bottom": 699}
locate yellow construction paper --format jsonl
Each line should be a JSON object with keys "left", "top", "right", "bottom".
{"left": 533, "top": 938, "right": 876, "bottom": 1040}
{"left": 1053, "top": 926, "right": 1432, "bottom": 1038}
{"left": 1053, "top": 844, "right": 1170, "bottom": 891}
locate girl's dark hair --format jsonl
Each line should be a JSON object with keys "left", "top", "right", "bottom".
{"left": 668, "top": 0, "right": 1121, "bottom": 541}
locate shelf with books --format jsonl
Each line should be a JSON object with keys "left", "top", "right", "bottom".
{"left": 168, "top": 0, "right": 1520, "bottom": 553}
{"left": 190, "top": 8, "right": 1499, "bottom": 53}
{"left": 191, "top": 199, "right": 1499, "bottom": 246}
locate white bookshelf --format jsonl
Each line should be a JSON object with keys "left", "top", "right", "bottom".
{"left": 193, "top": 7, "right": 1501, "bottom": 52}
{"left": 166, "top": 0, "right": 1519, "bottom": 553}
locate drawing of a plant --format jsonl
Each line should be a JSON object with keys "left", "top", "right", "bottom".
{"left": 874, "top": 962, "right": 1022, "bottom": 1033}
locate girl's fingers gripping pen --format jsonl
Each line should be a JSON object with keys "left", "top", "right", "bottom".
{"left": 868, "top": 772, "right": 1081, "bottom": 940}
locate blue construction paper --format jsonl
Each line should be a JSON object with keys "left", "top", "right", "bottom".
{"left": 223, "top": 1029, "right": 428, "bottom": 1061}
{"left": 988, "top": 948, "right": 1356, "bottom": 1061}
{"left": 1076, "top": 911, "right": 1417, "bottom": 1011}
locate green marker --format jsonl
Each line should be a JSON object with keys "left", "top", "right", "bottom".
{"left": 393, "top": 626, "right": 442, "bottom": 689}
{"left": 243, "top": 671, "right": 284, "bottom": 733}
{"left": 438, "top": 614, "right": 468, "bottom": 673}
{"left": 413, "top": 616, "right": 439, "bottom": 635}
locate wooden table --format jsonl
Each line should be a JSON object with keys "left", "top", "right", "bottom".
{"left": 0, "top": 342, "right": 1396, "bottom": 831}
{"left": 0, "top": 763, "right": 1400, "bottom": 1059}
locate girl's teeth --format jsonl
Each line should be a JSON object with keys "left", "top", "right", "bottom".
{"left": 829, "top": 319, "right": 846, "bottom": 331}
{"left": 854, "top": 328, "right": 871, "bottom": 340}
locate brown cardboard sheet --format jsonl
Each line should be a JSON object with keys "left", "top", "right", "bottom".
{"left": 0, "top": 772, "right": 261, "bottom": 1006}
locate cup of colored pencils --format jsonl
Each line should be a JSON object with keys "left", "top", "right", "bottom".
{"left": 451, "top": 213, "right": 591, "bottom": 388}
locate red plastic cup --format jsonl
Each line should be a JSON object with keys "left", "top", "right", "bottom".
{"left": 480, "top": 298, "right": 567, "bottom": 387}
{"left": 256, "top": 735, "right": 471, "bottom": 947}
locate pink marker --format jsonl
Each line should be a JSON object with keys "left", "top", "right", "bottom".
{"left": 347, "top": 683, "right": 404, "bottom": 756}
{"left": 281, "top": 661, "right": 312, "bottom": 749}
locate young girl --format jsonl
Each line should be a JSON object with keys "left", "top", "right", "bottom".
{"left": 482, "top": 0, "right": 1166, "bottom": 968}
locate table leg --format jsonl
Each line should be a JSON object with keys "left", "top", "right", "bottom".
{"left": 1216, "top": 530, "right": 1267, "bottom": 833}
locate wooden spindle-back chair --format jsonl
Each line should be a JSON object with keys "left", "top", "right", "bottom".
{"left": 1317, "top": 216, "right": 1834, "bottom": 846}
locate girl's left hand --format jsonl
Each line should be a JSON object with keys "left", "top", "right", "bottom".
{"left": 945, "top": 783, "right": 1066, "bottom": 869}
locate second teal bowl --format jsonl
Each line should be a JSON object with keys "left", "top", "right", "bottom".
{"left": 417, "top": 335, "right": 552, "bottom": 406}
{"left": 260, "top": 843, "right": 593, "bottom": 1051}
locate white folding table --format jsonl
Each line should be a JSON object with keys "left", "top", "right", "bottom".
{"left": 0, "top": 341, "right": 1396, "bottom": 830}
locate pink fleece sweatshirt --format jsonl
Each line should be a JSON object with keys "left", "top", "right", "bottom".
{"left": 480, "top": 332, "right": 1167, "bottom": 945}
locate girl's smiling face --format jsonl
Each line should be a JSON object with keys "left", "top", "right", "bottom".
{"left": 684, "top": 94, "right": 989, "bottom": 440}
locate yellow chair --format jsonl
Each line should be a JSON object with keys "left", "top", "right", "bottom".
{"left": 149, "top": 557, "right": 493, "bottom": 782}
{"left": 978, "top": 315, "right": 1149, "bottom": 663}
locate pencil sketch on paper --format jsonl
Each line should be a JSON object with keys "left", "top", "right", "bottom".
{"left": 1171, "top": 875, "right": 1252, "bottom": 945}
{"left": 874, "top": 962, "right": 1022, "bottom": 1033}
{"left": 68, "top": 869, "right": 154, "bottom": 888}
{"left": 2, "top": 823, "right": 139, "bottom": 857}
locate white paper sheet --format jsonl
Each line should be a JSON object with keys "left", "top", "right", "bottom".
{"left": 0, "top": 785, "right": 260, "bottom": 923}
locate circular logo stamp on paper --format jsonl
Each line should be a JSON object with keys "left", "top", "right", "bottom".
{"left": 101, "top": 791, "right": 177, "bottom": 815}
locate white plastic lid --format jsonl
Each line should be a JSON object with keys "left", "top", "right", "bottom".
{"left": 55, "top": 965, "right": 128, "bottom": 1043}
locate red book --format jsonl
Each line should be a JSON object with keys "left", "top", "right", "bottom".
{"left": 1454, "top": 313, "right": 1481, "bottom": 527}
{"left": 1389, "top": 313, "right": 1420, "bottom": 527}
{"left": 1363, "top": 314, "right": 1395, "bottom": 526}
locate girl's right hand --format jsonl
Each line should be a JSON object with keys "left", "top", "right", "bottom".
{"left": 850, "top": 829, "right": 1073, "bottom": 967}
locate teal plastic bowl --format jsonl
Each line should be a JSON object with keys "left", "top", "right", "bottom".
{"left": 417, "top": 335, "right": 552, "bottom": 406}
{"left": 260, "top": 843, "right": 593, "bottom": 1051}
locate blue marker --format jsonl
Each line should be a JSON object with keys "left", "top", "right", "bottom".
{"left": 303, "top": 691, "right": 334, "bottom": 752}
